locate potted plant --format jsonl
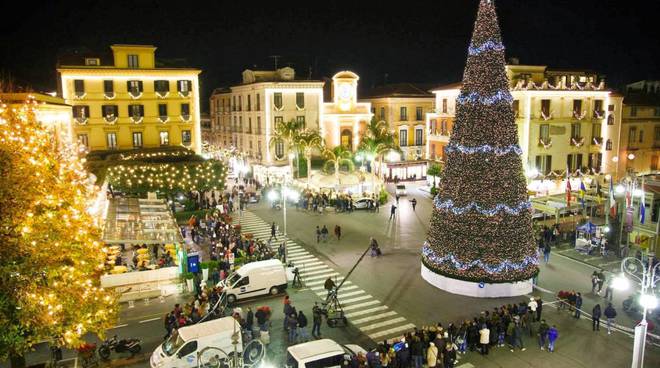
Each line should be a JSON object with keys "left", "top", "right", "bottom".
{"left": 183, "top": 272, "right": 195, "bottom": 293}
{"left": 200, "top": 262, "right": 210, "bottom": 281}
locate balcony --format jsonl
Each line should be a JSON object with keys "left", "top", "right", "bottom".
{"left": 573, "top": 110, "right": 587, "bottom": 121}
{"left": 104, "top": 92, "right": 116, "bottom": 100}
{"left": 181, "top": 114, "right": 191, "bottom": 122}
{"left": 570, "top": 136, "right": 585, "bottom": 147}
{"left": 74, "top": 117, "right": 88, "bottom": 125}
{"left": 103, "top": 114, "right": 118, "bottom": 125}
{"left": 538, "top": 137, "right": 552, "bottom": 149}
{"left": 178, "top": 90, "right": 191, "bottom": 98}
{"left": 128, "top": 89, "right": 142, "bottom": 99}
{"left": 592, "top": 136, "right": 603, "bottom": 146}
{"left": 130, "top": 115, "right": 143, "bottom": 124}
{"left": 156, "top": 90, "right": 169, "bottom": 98}
{"left": 159, "top": 116, "right": 169, "bottom": 123}
{"left": 593, "top": 110, "right": 605, "bottom": 120}
{"left": 540, "top": 110, "right": 553, "bottom": 121}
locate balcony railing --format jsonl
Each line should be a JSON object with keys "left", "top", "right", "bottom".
{"left": 570, "top": 136, "right": 585, "bottom": 147}
{"left": 538, "top": 137, "right": 552, "bottom": 149}
{"left": 592, "top": 136, "right": 603, "bottom": 145}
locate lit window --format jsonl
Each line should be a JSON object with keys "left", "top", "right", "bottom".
{"left": 132, "top": 132, "right": 143, "bottom": 148}
{"left": 182, "top": 130, "right": 192, "bottom": 146}
{"left": 127, "top": 54, "right": 139, "bottom": 68}
{"left": 159, "top": 131, "right": 170, "bottom": 146}
{"left": 107, "top": 133, "right": 117, "bottom": 150}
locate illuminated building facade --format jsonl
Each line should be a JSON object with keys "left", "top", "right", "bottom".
{"left": 618, "top": 80, "right": 660, "bottom": 175}
{"left": 57, "top": 44, "right": 202, "bottom": 153}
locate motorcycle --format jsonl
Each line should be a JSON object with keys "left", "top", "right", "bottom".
{"left": 98, "top": 335, "right": 141, "bottom": 360}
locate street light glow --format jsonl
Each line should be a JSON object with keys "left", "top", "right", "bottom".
{"left": 615, "top": 184, "right": 625, "bottom": 194}
{"left": 640, "top": 294, "right": 658, "bottom": 310}
{"left": 267, "top": 190, "right": 279, "bottom": 201}
{"left": 628, "top": 153, "right": 636, "bottom": 160}
{"left": 611, "top": 156, "right": 619, "bottom": 163}
{"left": 526, "top": 168, "right": 539, "bottom": 178}
{"left": 612, "top": 274, "right": 630, "bottom": 290}
{"left": 603, "top": 225, "right": 610, "bottom": 233}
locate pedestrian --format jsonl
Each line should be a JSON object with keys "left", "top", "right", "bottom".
{"left": 283, "top": 296, "right": 293, "bottom": 331}
{"left": 591, "top": 271, "right": 599, "bottom": 293}
{"left": 255, "top": 307, "right": 268, "bottom": 332}
{"left": 604, "top": 302, "right": 617, "bottom": 335}
{"left": 575, "top": 292, "right": 583, "bottom": 319}
{"left": 597, "top": 270, "right": 606, "bottom": 293}
{"left": 543, "top": 243, "right": 551, "bottom": 264}
{"left": 443, "top": 342, "right": 456, "bottom": 368}
{"left": 389, "top": 204, "right": 397, "bottom": 220}
{"left": 334, "top": 225, "right": 341, "bottom": 241}
{"left": 396, "top": 193, "right": 400, "bottom": 204}
{"left": 479, "top": 324, "right": 490, "bottom": 355}
{"left": 411, "top": 198, "right": 417, "bottom": 211}
{"left": 287, "top": 313, "right": 298, "bottom": 342}
{"left": 270, "top": 222, "right": 277, "bottom": 241}
{"left": 370, "top": 237, "right": 381, "bottom": 257}
{"left": 324, "top": 277, "right": 336, "bottom": 298}
{"left": 163, "top": 312, "right": 175, "bottom": 340}
{"left": 510, "top": 318, "right": 526, "bottom": 352}
{"left": 321, "top": 225, "right": 329, "bottom": 242}
{"left": 537, "top": 319, "right": 549, "bottom": 350}
{"left": 527, "top": 297, "right": 538, "bottom": 322}
{"left": 536, "top": 297, "right": 543, "bottom": 321}
{"left": 426, "top": 342, "right": 439, "bottom": 368}
{"left": 297, "top": 311, "right": 309, "bottom": 342}
{"left": 592, "top": 304, "right": 601, "bottom": 331}
{"left": 411, "top": 336, "right": 423, "bottom": 368}
{"left": 604, "top": 279, "right": 614, "bottom": 301}
{"left": 312, "top": 303, "right": 322, "bottom": 338}
{"left": 375, "top": 198, "right": 380, "bottom": 213}
{"left": 316, "top": 226, "right": 321, "bottom": 243}
{"left": 547, "top": 325, "right": 558, "bottom": 352}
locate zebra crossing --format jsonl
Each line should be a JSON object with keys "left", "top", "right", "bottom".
{"left": 233, "top": 210, "right": 416, "bottom": 342}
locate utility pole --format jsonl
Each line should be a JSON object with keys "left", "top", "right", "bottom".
{"left": 268, "top": 55, "right": 281, "bottom": 70}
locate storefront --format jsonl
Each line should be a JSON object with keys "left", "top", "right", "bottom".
{"left": 379, "top": 160, "right": 428, "bottom": 182}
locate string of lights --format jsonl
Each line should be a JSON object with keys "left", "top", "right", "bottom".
{"left": 434, "top": 198, "right": 532, "bottom": 215}
{"left": 468, "top": 40, "right": 505, "bottom": 56}
{"left": 457, "top": 90, "right": 513, "bottom": 105}
{"left": 445, "top": 142, "right": 523, "bottom": 155}
{"left": 422, "top": 243, "right": 539, "bottom": 275}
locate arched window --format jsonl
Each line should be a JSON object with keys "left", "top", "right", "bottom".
{"left": 605, "top": 139, "right": 612, "bottom": 151}
{"left": 341, "top": 129, "right": 352, "bottom": 150}
{"left": 607, "top": 114, "right": 614, "bottom": 125}
{"left": 275, "top": 139, "right": 284, "bottom": 159}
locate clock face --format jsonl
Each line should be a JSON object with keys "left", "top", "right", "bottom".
{"left": 339, "top": 84, "right": 352, "bottom": 100}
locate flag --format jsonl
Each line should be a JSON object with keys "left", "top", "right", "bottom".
{"left": 609, "top": 180, "right": 616, "bottom": 218}
{"left": 640, "top": 179, "right": 646, "bottom": 224}
{"left": 566, "top": 168, "right": 572, "bottom": 207}
{"left": 579, "top": 180, "right": 586, "bottom": 208}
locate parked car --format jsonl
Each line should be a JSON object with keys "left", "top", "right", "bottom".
{"left": 286, "top": 339, "right": 366, "bottom": 368}
{"left": 395, "top": 184, "right": 407, "bottom": 196}
{"left": 353, "top": 198, "right": 374, "bottom": 210}
{"left": 247, "top": 192, "right": 260, "bottom": 203}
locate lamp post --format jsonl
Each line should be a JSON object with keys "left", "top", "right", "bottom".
{"left": 613, "top": 256, "right": 660, "bottom": 368}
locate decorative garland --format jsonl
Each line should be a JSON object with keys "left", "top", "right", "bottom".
{"left": 541, "top": 110, "right": 553, "bottom": 121}
{"left": 571, "top": 137, "right": 585, "bottom": 147}
{"left": 422, "top": 243, "right": 539, "bottom": 276}
{"left": 445, "top": 142, "right": 523, "bottom": 156}
{"left": 468, "top": 40, "right": 504, "bottom": 56}
{"left": 434, "top": 198, "right": 532, "bottom": 216}
{"left": 573, "top": 111, "right": 587, "bottom": 120}
{"left": 457, "top": 90, "right": 513, "bottom": 105}
{"left": 538, "top": 138, "right": 552, "bottom": 149}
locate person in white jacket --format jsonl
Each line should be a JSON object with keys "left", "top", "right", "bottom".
{"left": 479, "top": 324, "right": 490, "bottom": 355}
{"left": 528, "top": 297, "right": 538, "bottom": 322}
{"left": 426, "top": 341, "right": 439, "bottom": 368}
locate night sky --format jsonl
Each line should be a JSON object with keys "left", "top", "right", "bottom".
{"left": 1, "top": 0, "right": 658, "bottom": 107}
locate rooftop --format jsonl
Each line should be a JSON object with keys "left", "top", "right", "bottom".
{"left": 363, "top": 83, "right": 435, "bottom": 98}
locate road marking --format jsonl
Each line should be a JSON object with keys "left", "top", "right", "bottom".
{"left": 287, "top": 250, "right": 308, "bottom": 256}
{"left": 306, "top": 278, "right": 343, "bottom": 286}
{"left": 288, "top": 254, "right": 316, "bottom": 261}
{"left": 310, "top": 281, "right": 352, "bottom": 291}
{"left": 368, "top": 323, "right": 416, "bottom": 339}
{"left": 338, "top": 295, "right": 372, "bottom": 305}
{"left": 303, "top": 272, "right": 340, "bottom": 281}
{"left": 314, "top": 285, "right": 358, "bottom": 295}
{"left": 345, "top": 306, "right": 389, "bottom": 318}
{"left": 361, "top": 317, "right": 407, "bottom": 331}
{"left": 300, "top": 266, "right": 331, "bottom": 274}
{"left": 139, "top": 317, "right": 160, "bottom": 323}
{"left": 109, "top": 323, "right": 129, "bottom": 329}
{"left": 584, "top": 256, "right": 602, "bottom": 262}
{"left": 337, "top": 290, "right": 366, "bottom": 298}
{"left": 341, "top": 300, "right": 380, "bottom": 311}
{"left": 351, "top": 311, "right": 398, "bottom": 325}
{"left": 294, "top": 261, "right": 324, "bottom": 267}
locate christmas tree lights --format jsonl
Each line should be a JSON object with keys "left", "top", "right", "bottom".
{"left": 423, "top": 0, "right": 538, "bottom": 283}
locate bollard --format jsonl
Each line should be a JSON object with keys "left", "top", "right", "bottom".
{"left": 128, "top": 300, "right": 135, "bottom": 309}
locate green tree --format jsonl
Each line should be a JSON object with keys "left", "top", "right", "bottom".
{"left": 269, "top": 119, "right": 302, "bottom": 177}
{"left": 293, "top": 130, "right": 323, "bottom": 187}
{"left": 427, "top": 163, "right": 443, "bottom": 187}
{"left": 0, "top": 99, "right": 117, "bottom": 366}
{"left": 322, "top": 145, "right": 355, "bottom": 187}
{"left": 358, "top": 119, "right": 400, "bottom": 180}
{"left": 423, "top": 0, "right": 537, "bottom": 284}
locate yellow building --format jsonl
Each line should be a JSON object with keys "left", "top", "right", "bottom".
{"left": 427, "top": 64, "right": 624, "bottom": 189}
{"left": 0, "top": 92, "right": 73, "bottom": 147}
{"left": 617, "top": 81, "right": 660, "bottom": 175}
{"left": 57, "top": 45, "right": 202, "bottom": 153}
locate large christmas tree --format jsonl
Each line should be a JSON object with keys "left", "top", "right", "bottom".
{"left": 422, "top": 0, "right": 538, "bottom": 283}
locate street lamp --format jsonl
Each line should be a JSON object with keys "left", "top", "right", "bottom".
{"left": 612, "top": 256, "right": 660, "bottom": 368}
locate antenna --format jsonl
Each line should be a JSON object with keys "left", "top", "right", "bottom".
{"left": 268, "top": 55, "right": 281, "bottom": 70}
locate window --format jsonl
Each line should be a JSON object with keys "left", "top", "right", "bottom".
{"left": 232, "top": 96, "right": 236, "bottom": 111}
{"left": 256, "top": 94, "right": 260, "bottom": 110}
{"left": 399, "top": 129, "right": 408, "bottom": 146}
{"left": 541, "top": 99, "right": 551, "bottom": 116}
{"left": 630, "top": 106, "right": 637, "bottom": 117}
{"left": 132, "top": 132, "right": 143, "bottom": 148}
{"left": 238, "top": 96, "right": 242, "bottom": 111}
{"left": 608, "top": 104, "right": 615, "bottom": 112}
{"left": 652, "top": 156, "right": 659, "bottom": 171}
{"left": 539, "top": 124, "right": 550, "bottom": 141}
{"left": 177, "top": 341, "right": 197, "bottom": 358}
{"left": 588, "top": 153, "right": 603, "bottom": 172}
{"left": 127, "top": 54, "right": 139, "bottom": 68}
{"left": 103, "top": 80, "right": 114, "bottom": 95}
{"left": 640, "top": 129, "right": 645, "bottom": 143}
{"left": 607, "top": 114, "right": 615, "bottom": 125}
{"left": 74, "top": 80, "right": 85, "bottom": 96}
{"left": 441, "top": 120, "right": 448, "bottom": 135}
{"left": 247, "top": 95, "right": 251, "bottom": 111}
{"left": 629, "top": 127, "right": 637, "bottom": 145}
{"left": 571, "top": 123, "right": 581, "bottom": 139}
{"left": 127, "top": 80, "right": 143, "bottom": 97}
{"left": 442, "top": 99, "right": 447, "bottom": 113}
{"left": 606, "top": 139, "right": 613, "bottom": 151}
{"left": 181, "top": 103, "right": 190, "bottom": 120}
{"left": 107, "top": 133, "right": 117, "bottom": 150}
{"left": 296, "top": 116, "right": 305, "bottom": 129}
{"left": 302, "top": 353, "right": 345, "bottom": 368}
{"left": 415, "top": 128, "right": 423, "bottom": 146}
{"left": 257, "top": 117, "right": 261, "bottom": 134}
{"left": 177, "top": 80, "right": 192, "bottom": 96}
{"left": 274, "top": 93, "right": 283, "bottom": 109}
{"left": 274, "top": 116, "right": 283, "bottom": 127}
{"left": 239, "top": 117, "right": 243, "bottom": 132}
{"left": 154, "top": 80, "right": 169, "bottom": 95}
{"left": 400, "top": 107, "right": 408, "bottom": 121}
{"left": 248, "top": 118, "right": 252, "bottom": 134}
{"left": 416, "top": 107, "right": 423, "bottom": 121}
{"left": 159, "top": 131, "right": 169, "bottom": 146}
{"left": 128, "top": 105, "right": 144, "bottom": 119}
{"left": 573, "top": 99, "right": 583, "bottom": 115}
{"left": 567, "top": 153, "right": 583, "bottom": 172}
{"left": 535, "top": 155, "right": 552, "bottom": 175}
{"left": 158, "top": 104, "right": 168, "bottom": 119}
{"left": 594, "top": 100, "right": 603, "bottom": 116}
{"left": 77, "top": 134, "right": 88, "bottom": 149}
{"left": 655, "top": 126, "right": 660, "bottom": 141}
{"left": 102, "top": 105, "right": 118, "bottom": 121}
{"left": 296, "top": 92, "right": 304, "bottom": 108}
{"left": 182, "top": 130, "right": 192, "bottom": 146}
{"left": 85, "top": 58, "right": 99, "bottom": 66}
{"left": 592, "top": 123, "right": 602, "bottom": 140}
{"left": 274, "top": 139, "right": 284, "bottom": 159}
{"left": 655, "top": 107, "right": 660, "bottom": 117}
{"left": 72, "top": 105, "right": 89, "bottom": 119}
{"left": 379, "top": 107, "right": 385, "bottom": 120}
{"left": 512, "top": 100, "right": 519, "bottom": 117}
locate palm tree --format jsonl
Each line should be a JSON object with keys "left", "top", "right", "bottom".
{"left": 293, "top": 130, "right": 323, "bottom": 187}
{"left": 365, "top": 117, "right": 389, "bottom": 139}
{"left": 269, "top": 119, "right": 302, "bottom": 177}
{"left": 322, "top": 145, "right": 355, "bottom": 187}
{"left": 358, "top": 127, "right": 400, "bottom": 180}
{"left": 427, "top": 163, "right": 443, "bottom": 187}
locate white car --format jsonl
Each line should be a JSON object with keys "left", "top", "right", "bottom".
{"left": 395, "top": 184, "right": 407, "bottom": 196}
{"left": 353, "top": 197, "right": 375, "bottom": 210}
{"left": 286, "top": 339, "right": 366, "bottom": 368}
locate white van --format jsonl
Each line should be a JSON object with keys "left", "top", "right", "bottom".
{"left": 217, "top": 259, "right": 288, "bottom": 303}
{"left": 286, "top": 339, "right": 366, "bottom": 368}
{"left": 150, "top": 317, "right": 242, "bottom": 368}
